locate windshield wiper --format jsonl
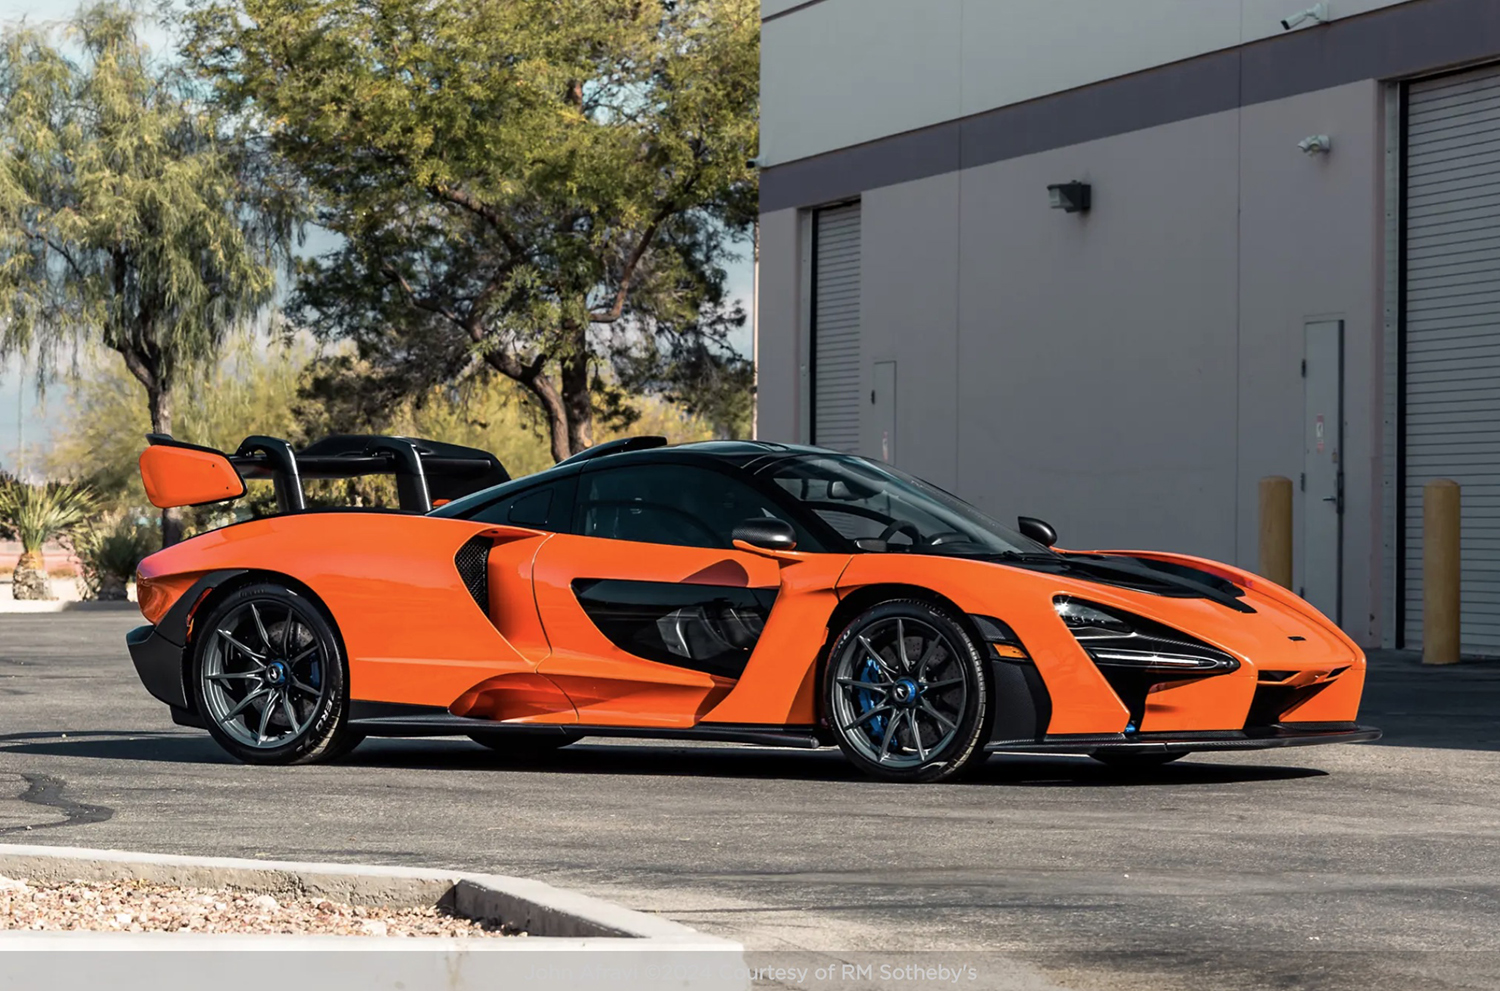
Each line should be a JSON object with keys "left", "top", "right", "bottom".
{"left": 1060, "top": 554, "right": 1255, "bottom": 614}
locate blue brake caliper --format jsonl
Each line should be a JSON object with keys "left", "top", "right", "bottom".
{"left": 854, "top": 657, "right": 887, "bottom": 743}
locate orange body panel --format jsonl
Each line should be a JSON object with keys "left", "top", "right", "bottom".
{"left": 137, "top": 513, "right": 540, "bottom": 708}
{"left": 531, "top": 535, "right": 781, "bottom": 727}
{"left": 136, "top": 515, "right": 1367, "bottom": 739}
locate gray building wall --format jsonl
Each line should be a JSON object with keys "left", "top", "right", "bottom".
{"left": 758, "top": 0, "right": 1500, "bottom": 649}
{"left": 759, "top": 82, "right": 1386, "bottom": 645}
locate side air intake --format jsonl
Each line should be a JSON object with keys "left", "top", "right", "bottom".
{"left": 454, "top": 537, "right": 491, "bottom": 612}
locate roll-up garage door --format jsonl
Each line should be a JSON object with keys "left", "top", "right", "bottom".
{"left": 812, "top": 202, "right": 862, "bottom": 453}
{"left": 1404, "top": 65, "right": 1500, "bottom": 654}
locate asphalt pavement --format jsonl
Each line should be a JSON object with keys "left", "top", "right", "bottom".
{"left": 0, "top": 612, "right": 1497, "bottom": 990}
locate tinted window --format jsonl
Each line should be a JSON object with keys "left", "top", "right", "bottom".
{"left": 763, "top": 455, "right": 1048, "bottom": 556}
{"left": 469, "top": 484, "right": 562, "bottom": 529}
{"left": 576, "top": 464, "right": 816, "bottom": 550}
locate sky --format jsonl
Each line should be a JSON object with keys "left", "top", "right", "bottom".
{"left": 0, "top": 0, "right": 756, "bottom": 474}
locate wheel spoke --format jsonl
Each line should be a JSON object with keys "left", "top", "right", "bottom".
{"left": 282, "top": 609, "right": 295, "bottom": 655}
{"left": 836, "top": 677, "right": 892, "bottom": 692}
{"left": 912, "top": 711, "right": 929, "bottom": 761}
{"left": 923, "top": 678, "right": 965, "bottom": 691}
{"left": 217, "top": 630, "right": 264, "bottom": 663}
{"left": 256, "top": 692, "right": 276, "bottom": 742}
{"left": 288, "top": 676, "right": 320, "bottom": 699}
{"left": 289, "top": 644, "right": 318, "bottom": 666}
{"left": 920, "top": 699, "right": 957, "bottom": 732}
{"left": 857, "top": 635, "right": 898, "bottom": 677}
{"left": 280, "top": 693, "right": 301, "bottom": 734}
{"left": 877, "top": 710, "right": 907, "bottom": 762}
{"left": 225, "top": 687, "right": 271, "bottom": 720}
{"left": 915, "top": 640, "right": 941, "bottom": 680}
{"left": 848, "top": 703, "right": 894, "bottom": 730}
{"left": 249, "top": 604, "right": 273, "bottom": 653}
{"left": 207, "top": 671, "right": 261, "bottom": 683}
{"left": 895, "top": 619, "right": 910, "bottom": 670}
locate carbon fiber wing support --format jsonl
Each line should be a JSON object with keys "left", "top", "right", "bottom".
{"left": 147, "top": 433, "right": 509, "bottom": 513}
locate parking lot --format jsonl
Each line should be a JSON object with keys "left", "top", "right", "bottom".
{"left": 1, "top": 612, "right": 1498, "bottom": 990}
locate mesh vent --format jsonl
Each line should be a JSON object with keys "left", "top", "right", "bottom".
{"left": 454, "top": 537, "right": 490, "bottom": 611}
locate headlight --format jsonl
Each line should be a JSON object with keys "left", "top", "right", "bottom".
{"left": 1054, "top": 597, "right": 1239, "bottom": 673}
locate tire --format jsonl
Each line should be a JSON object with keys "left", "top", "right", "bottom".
{"left": 191, "top": 582, "right": 354, "bottom": 765}
{"left": 467, "top": 733, "right": 573, "bottom": 759}
{"left": 1092, "top": 751, "right": 1187, "bottom": 769}
{"left": 823, "top": 599, "right": 992, "bottom": 783}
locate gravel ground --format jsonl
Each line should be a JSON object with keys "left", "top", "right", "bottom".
{"left": 0, "top": 875, "right": 519, "bottom": 937}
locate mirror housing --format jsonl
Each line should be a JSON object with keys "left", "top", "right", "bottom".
{"left": 1017, "top": 516, "right": 1058, "bottom": 547}
{"left": 731, "top": 518, "right": 798, "bottom": 553}
{"left": 139, "top": 443, "right": 246, "bottom": 509}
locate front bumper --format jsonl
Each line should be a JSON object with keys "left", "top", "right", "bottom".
{"left": 126, "top": 624, "right": 190, "bottom": 710}
{"left": 986, "top": 722, "right": 1381, "bottom": 755}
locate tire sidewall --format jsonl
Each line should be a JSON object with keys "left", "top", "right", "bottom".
{"left": 191, "top": 583, "right": 350, "bottom": 765}
{"left": 823, "top": 600, "right": 993, "bottom": 783}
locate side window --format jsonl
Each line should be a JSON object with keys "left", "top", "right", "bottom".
{"left": 469, "top": 484, "right": 561, "bottom": 530}
{"left": 576, "top": 464, "right": 816, "bottom": 550}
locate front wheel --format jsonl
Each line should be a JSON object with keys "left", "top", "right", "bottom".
{"left": 192, "top": 583, "right": 354, "bottom": 765}
{"left": 824, "top": 600, "right": 992, "bottom": 783}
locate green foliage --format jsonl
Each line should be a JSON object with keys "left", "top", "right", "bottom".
{"left": 47, "top": 336, "right": 720, "bottom": 520}
{"left": 188, "top": 0, "right": 757, "bottom": 461}
{"left": 0, "top": 3, "right": 303, "bottom": 541}
{"left": 46, "top": 337, "right": 311, "bottom": 510}
{"left": 0, "top": 478, "right": 95, "bottom": 553}
{"left": 75, "top": 512, "right": 160, "bottom": 596}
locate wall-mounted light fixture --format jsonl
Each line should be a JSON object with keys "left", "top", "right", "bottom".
{"left": 1297, "top": 134, "right": 1332, "bottom": 155}
{"left": 1281, "top": 3, "right": 1329, "bottom": 30}
{"left": 1048, "top": 182, "right": 1092, "bottom": 214}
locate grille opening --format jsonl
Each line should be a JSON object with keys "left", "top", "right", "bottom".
{"left": 454, "top": 537, "right": 491, "bottom": 612}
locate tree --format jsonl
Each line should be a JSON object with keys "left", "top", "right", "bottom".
{"left": 189, "top": 0, "right": 758, "bottom": 461}
{"left": 0, "top": 3, "right": 301, "bottom": 542}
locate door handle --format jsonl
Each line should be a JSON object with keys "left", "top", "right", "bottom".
{"left": 1322, "top": 496, "right": 1338, "bottom": 502}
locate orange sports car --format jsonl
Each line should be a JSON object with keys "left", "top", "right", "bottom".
{"left": 128, "top": 433, "right": 1378, "bottom": 781}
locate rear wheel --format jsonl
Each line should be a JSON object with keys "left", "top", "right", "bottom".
{"left": 1092, "top": 751, "right": 1187, "bottom": 769}
{"left": 824, "top": 600, "right": 991, "bottom": 783}
{"left": 192, "top": 583, "right": 354, "bottom": 765}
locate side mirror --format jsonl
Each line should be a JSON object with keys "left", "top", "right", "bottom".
{"left": 732, "top": 517, "right": 797, "bottom": 553}
{"left": 1017, "top": 516, "right": 1058, "bottom": 547}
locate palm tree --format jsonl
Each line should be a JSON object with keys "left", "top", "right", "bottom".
{"left": 0, "top": 481, "right": 95, "bottom": 600}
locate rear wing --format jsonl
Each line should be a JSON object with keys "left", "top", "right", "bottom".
{"left": 139, "top": 434, "right": 509, "bottom": 514}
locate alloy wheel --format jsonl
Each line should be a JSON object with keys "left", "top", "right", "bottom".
{"left": 199, "top": 599, "right": 328, "bottom": 749}
{"left": 830, "top": 615, "right": 971, "bottom": 769}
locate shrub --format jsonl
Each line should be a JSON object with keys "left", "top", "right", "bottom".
{"left": 76, "top": 515, "right": 160, "bottom": 601}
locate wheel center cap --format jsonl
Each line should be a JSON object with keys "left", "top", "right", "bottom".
{"left": 265, "top": 661, "right": 287, "bottom": 686}
{"left": 892, "top": 678, "right": 919, "bottom": 705}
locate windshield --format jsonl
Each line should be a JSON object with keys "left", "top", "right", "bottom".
{"left": 760, "top": 455, "right": 1051, "bottom": 557}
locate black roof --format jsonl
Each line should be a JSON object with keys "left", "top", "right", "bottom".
{"left": 429, "top": 438, "right": 840, "bottom": 517}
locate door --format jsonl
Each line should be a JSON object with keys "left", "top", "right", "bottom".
{"left": 1303, "top": 320, "right": 1344, "bottom": 621}
{"left": 531, "top": 461, "right": 815, "bottom": 728}
{"left": 872, "top": 360, "right": 897, "bottom": 463}
{"left": 811, "top": 202, "right": 862, "bottom": 452}
{"left": 1402, "top": 65, "right": 1500, "bottom": 653}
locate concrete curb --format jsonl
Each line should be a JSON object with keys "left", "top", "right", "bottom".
{"left": 0, "top": 844, "right": 749, "bottom": 990}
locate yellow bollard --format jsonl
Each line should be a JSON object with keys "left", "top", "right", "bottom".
{"left": 1423, "top": 479, "right": 1461, "bottom": 666}
{"left": 1258, "top": 476, "right": 1294, "bottom": 590}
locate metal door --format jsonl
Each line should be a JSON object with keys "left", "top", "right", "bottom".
{"left": 871, "top": 360, "right": 897, "bottom": 464}
{"left": 1303, "top": 320, "right": 1344, "bottom": 621}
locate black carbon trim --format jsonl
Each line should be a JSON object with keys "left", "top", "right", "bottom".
{"left": 986, "top": 723, "right": 1382, "bottom": 754}
{"left": 455, "top": 536, "right": 490, "bottom": 612}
